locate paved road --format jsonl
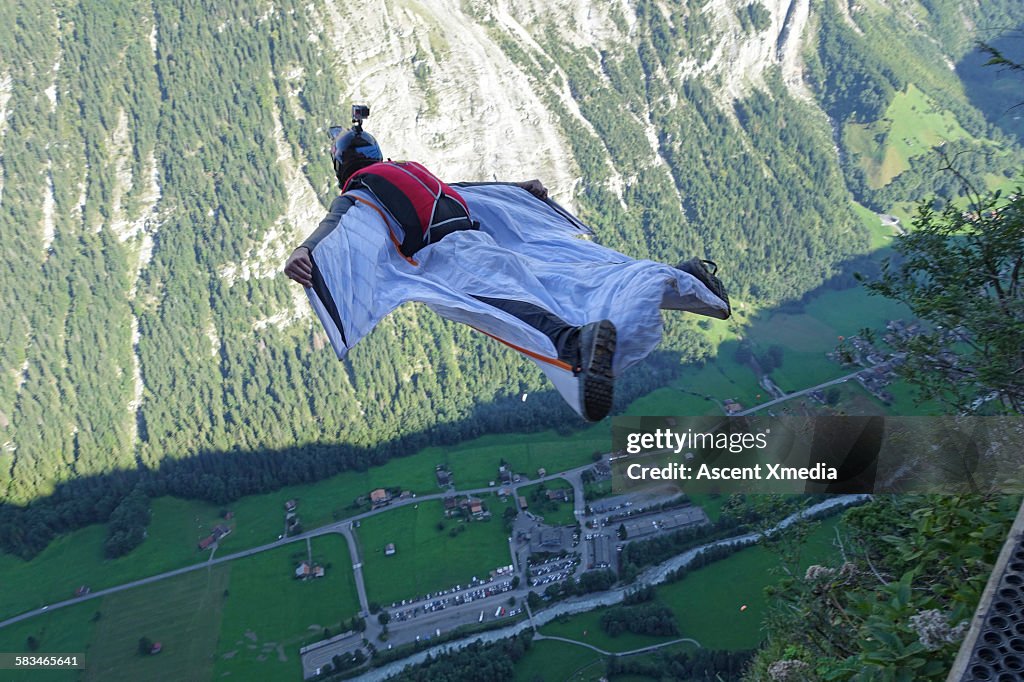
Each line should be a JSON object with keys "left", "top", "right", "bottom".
{"left": 0, "top": 460, "right": 604, "bottom": 631}
{"left": 337, "top": 524, "right": 370, "bottom": 616}
{"left": 568, "top": 472, "right": 586, "bottom": 520}
{"left": 533, "top": 633, "right": 701, "bottom": 656}
{"left": 564, "top": 471, "right": 588, "bottom": 579}
{"left": 348, "top": 495, "right": 870, "bottom": 681}
{"left": 736, "top": 368, "right": 872, "bottom": 416}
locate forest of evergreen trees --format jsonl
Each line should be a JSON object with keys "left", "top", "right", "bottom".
{"left": 1, "top": 0, "right": 1022, "bottom": 560}
{"left": 385, "top": 632, "right": 533, "bottom": 682}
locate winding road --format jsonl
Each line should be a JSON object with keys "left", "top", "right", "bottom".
{"left": 0, "top": 364, "right": 869, "bottom": 633}
{"left": 0, "top": 369, "right": 880, "bottom": 680}
{"left": 532, "top": 633, "right": 701, "bottom": 656}
{"left": 0, "top": 462, "right": 599, "bottom": 631}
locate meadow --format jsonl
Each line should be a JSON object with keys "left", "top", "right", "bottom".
{"left": 647, "top": 276, "right": 915, "bottom": 421}
{"left": 0, "top": 497, "right": 230, "bottom": 621}
{"left": 0, "top": 601, "right": 98, "bottom": 682}
{"left": 583, "top": 478, "right": 613, "bottom": 502}
{"left": 846, "top": 83, "right": 973, "bottom": 188}
{"left": 83, "top": 566, "right": 229, "bottom": 682}
{"left": 434, "top": 431, "right": 607, "bottom": 489}
{"left": 0, "top": 536, "right": 358, "bottom": 682}
{"left": 540, "top": 608, "right": 681, "bottom": 655}
{"left": 212, "top": 535, "right": 360, "bottom": 681}
{"left": 537, "top": 516, "right": 842, "bottom": 655}
{"left": 657, "top": 518, "right": 842, "bottom": 650}
{"left": 747, "top": 286, "right": 910, "bottom": 392}
{"left": 356, "top": 496, "right": 517, "bottom": 606}
{"left": 685, "top": 493, "right": 727, "bottom": 523}
{"left": 513, "top": 638, "right": 617, "bottom": 682}
{"left": 513, "top": 638, "right": 701, "bottom": 682}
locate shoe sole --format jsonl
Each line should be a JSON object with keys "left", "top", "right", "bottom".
{"left": 579, "top": 321, "right": 616, "bottom": 422}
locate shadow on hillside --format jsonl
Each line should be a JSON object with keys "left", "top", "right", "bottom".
{"left": 957, "top": 29, "right": 1024, "bottom": 144}
{"left": 0, "top": 251, "right": 891, "bottom": 560}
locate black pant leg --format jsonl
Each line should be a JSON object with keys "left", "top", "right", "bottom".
{"left": 471, "top": 295, "right": 579, "bottom": 365}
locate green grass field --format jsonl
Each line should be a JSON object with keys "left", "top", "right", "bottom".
{"left": 513, "top": 639, "right": 609, "bottom": 682}
{"left": 687, "top": 492, "right": 728, "bottom": 522}
{"left": 0, "top": 536, "right": 358, "bottom": 682}
{"left": 539, "top": 517, "right": 841, "bottom": 655}
{"left": 852, "top": 201, "right": 899, "bottom": 250}
{"left": 0, "top": 496, "right": 232, "bottom": 621}
{"left": 540, "top": 608, "right": 678, "bottom": 654}
{"left": 212, "top": 535, "right": 360, "bottom": 681}
{"left": 519, "top": 478, "right": 576, "bottom": 526}
{"left": 0, "top": 601, "right": 98, "bottom": 682}
{"left": 435, "top": 431, "right": 607, "bottom": 489}
{"left": 846, "top": 83, "right": 973, "bottom": 188}
{"left": 801, "top": 286, "right": 909, "bottom": 336}
{"left": 732, "top": 284, "right": 914, "bottom": 397}
{"left": 514, "top": 639, "right": 700, "bottom": 682}
{"left": 622, "top": 385, "right": 718, "bottom": 417}
{"left": 671, "top": 359, "right": 764, "bottom": 411}
{"left": 356, "top": 497, "right": 515, "bottom": 605}
{"left": 84, "top": 566, "right": 229, "bottom": 682}
{"left": 583, "top": 478, "right": 612, "bottom": 502}
{"left": 865, "top": 377, "right": 942, "bottom": 416}
{"left": 671, "top": 197, "right": 920, "bottom": 416}
{"left": 660, "top": 516, "right": 841, "bottom": 650}
{"left": 751, "top": 311, "right": 840, "bottom": 354}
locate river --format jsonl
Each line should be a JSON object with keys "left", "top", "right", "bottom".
{"left": 356, "top": 494, "right": 870, "bottom": 681}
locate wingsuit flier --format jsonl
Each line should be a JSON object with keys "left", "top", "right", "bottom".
{"left": 284, "top": 106, "right": 731, "bottom": 421}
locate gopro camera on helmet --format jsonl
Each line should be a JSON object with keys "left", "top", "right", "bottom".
{"left": 326, "top": 103, "right": 383, "bottom": 188}
{"left": 329, "top": 104, "right": 371, "bottom": 140}
{"left": 351, "top": 104, "right": 370, "bottom": 127}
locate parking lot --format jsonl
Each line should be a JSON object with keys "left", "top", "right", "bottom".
{"left": 527, "top": 555, "right": 579, "bottom": 587}
{"left": 388, "top": 577, "right": 517, "bottom": 622}
{"left": 588, "top": 489, "right": 681, "bottom": 516}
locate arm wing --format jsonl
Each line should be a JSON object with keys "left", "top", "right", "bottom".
{"left": 305, "top": 200, "right": 407, "bottom": 359}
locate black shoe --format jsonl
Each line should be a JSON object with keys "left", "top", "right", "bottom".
{"left": 676, "top": 258, "right": 731, "bottom": 320}
{"left": 576, "top": 320, "right": 616, "bottom": 422}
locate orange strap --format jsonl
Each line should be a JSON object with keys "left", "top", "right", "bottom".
{"left": 473, "top": 327, "right": 574, "bottom": 372}
{"left": 344, "top": 193, "right": 419, "bottom": 266}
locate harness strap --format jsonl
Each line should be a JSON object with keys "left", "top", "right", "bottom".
{"left": 472, "top": 327, "right": 574, "bottom": 372}
{"left": 343, "top": 193, "right": 419, "bottom": 267}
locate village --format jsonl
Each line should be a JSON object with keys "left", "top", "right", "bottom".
{"left": 297, "top": 454, "right": 711, "bottom": 678}
{"left": 827, "top": 318, "right": 928, "bottom": 405}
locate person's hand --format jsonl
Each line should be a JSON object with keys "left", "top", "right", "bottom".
{"left": 517, "top": 179, "right": 548, "bottom": 200}
{"left": 284, "top": 246, "right": 313, "bottom": 287}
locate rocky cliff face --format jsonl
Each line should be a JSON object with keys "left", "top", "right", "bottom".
{"left": 237, "top": 0, "right": 820, "bottom": 309}
{"left": 309, "top": 0, "right": 814, "bottom": 185}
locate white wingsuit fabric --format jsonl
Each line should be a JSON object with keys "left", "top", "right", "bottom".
{"left": 305, "top": 183, "right": 728, "bottom": 418}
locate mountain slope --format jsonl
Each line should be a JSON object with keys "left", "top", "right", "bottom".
{"left": 0, "top": 0, "right": 1021, "bottom": 548}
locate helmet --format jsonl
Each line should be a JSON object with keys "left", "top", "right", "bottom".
{"left": 331, "top": 127, "right": 383, "bottom": 164}
{"left": 331, "top": 127, "right": 382, "bottom": 178}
